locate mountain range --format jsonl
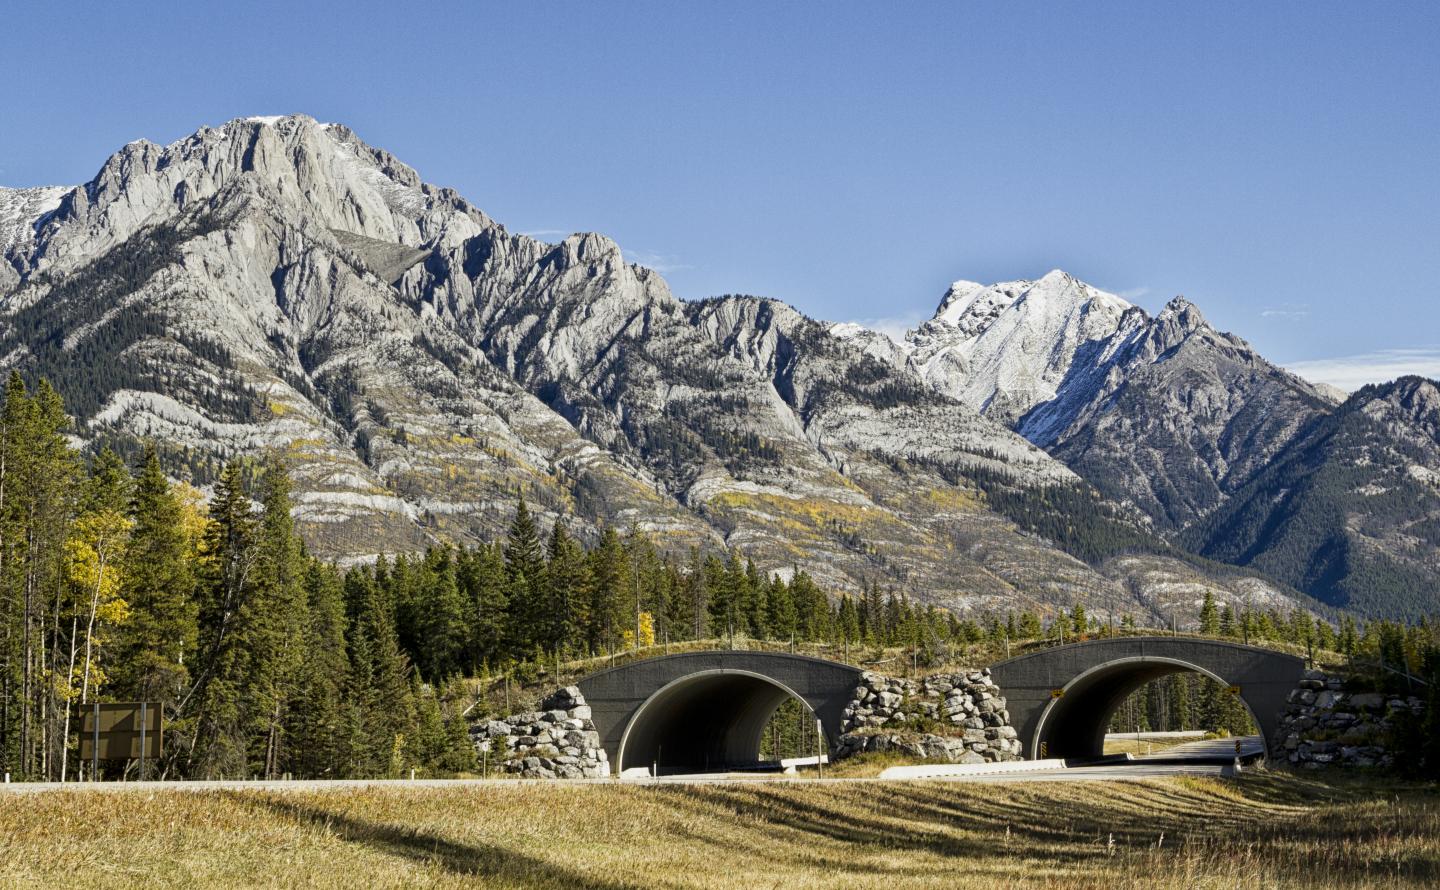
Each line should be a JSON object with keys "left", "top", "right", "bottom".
{"left": 2, "top": 115, "right": 1435, "bottom": 619}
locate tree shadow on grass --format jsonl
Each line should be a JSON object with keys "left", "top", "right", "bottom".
{"left": 224, "top": 792, "right": 637, "bottom": 889}
{"left": 652, "top": 783, "right": 1104, "bottom": 867}
{"left": 651, "top": 779, "right": 1440, "bottom": 884}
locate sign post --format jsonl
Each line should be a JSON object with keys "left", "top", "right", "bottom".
{"left": 78, "top": 702, "right": 162, "bottom": 780}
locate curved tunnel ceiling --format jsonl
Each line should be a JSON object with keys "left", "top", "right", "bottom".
{"left": 618, "top": 671, "right": 810, "bottom": 774}
{"left": 1036, "top": 660, "right": 1261, "bottom": 760}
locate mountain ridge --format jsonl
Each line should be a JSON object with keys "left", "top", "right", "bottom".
{"left": 0, "top": 113, "right": 1420, "bottom": 619}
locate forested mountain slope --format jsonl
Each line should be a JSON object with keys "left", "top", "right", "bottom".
{"left": 0, "top": 114, "right": 1353, "bottom": 618}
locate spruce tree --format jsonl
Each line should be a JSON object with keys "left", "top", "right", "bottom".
{"left": 1199, "top": 592, "right": 1220, "bottom": 636}
{"left": 189, "top": 461, "right": 258, "bottom": 778}
{"left": 417, "top": 548, "right": 467, "bottom": 679}
{"left": 504, "top": 499, "right": 545, "bottom": 653}
{"left": 245, "top": 455, "right": 308, "bottom": 778}
{"left": 544, "top": 521, "right": 590, "bottom": 655}
{"left": 346, "top": 575, "right": 415, "bottom": 777}
{"left": 113, "top": 444, "right": 197, "bottom": 706}
{"left": 766, "top": 574, "right": 796, "bottom": 641}
{"left": 286, "top": 562, "right": 350, "bottom": 778}
{"left": 587, "top": 527, "right": 629, "bottom": 653}
{"left": 459, "top": 544, "right": 508, "bottom": 669}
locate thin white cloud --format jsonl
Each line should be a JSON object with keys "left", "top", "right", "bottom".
{"left": 1287, "top": 348, "right": 1440, "bottom": 392}
{"left": 1261, "top": 302, "right": 1310, "bottom": 320}
{"left": 620, "top": 248, "right": 694, "bottom": 275}
{"left": 519, "top": 228, "right": 570, "bottom": 240}
{"left": 844, "top": 310, "right": 930, "bottom": 344}
{"left": 1118, "top": 287, "right": 1150, "bottom": 300}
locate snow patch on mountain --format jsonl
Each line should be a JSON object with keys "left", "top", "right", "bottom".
{"left": 904, "top": 269, "right": 1138, "bottom": 423}
{"left": 0, "top": 186, "right": 68, "bottom": 253}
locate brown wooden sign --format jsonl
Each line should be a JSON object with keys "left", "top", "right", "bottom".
{"left": 78, "top": 702, "right": 162, "bottom": 761}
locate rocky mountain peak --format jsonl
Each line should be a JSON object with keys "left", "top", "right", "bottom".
{"left": 1142, "top": 295, "right": 1210, "bottom": 351}
{"left": 3, "top": 113, "right": 1419, "bottom": 620}
{"left": 1358, "top": 375, "right": 1440, "bottom": 433}
{"left": 903, "top": 270, "right": 1138, "bottom": 424}
{"left": 9, "top": 114, "right": 491, "bottom": 285}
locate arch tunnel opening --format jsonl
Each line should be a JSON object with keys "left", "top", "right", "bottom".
{"left": 617, "top": 670, "right": 824, "bottom": 775}
{"left": 1036, "top": 659, "right": 1262, "bottom": 761}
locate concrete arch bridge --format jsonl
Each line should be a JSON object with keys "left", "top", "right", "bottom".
{"left": 573, "top": 638, "right": 1307, "bottom": 775}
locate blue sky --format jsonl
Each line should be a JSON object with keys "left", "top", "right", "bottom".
{"left": 3, "top": 2, "right": 1437, "bottom": 387}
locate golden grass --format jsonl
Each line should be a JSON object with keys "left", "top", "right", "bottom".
{"left": 1, "top": 772, "right": 1435, "bottom": 889}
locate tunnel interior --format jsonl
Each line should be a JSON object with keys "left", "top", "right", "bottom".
{"left": 618, "top": 671, "right": 816, "bottom": 775}
{"left": 1036, "top": 660, "right": 1261, "bottom": 760}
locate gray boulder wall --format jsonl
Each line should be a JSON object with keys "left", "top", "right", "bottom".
{"left": 1274, "top": 670, "right": 1424, "bottom": 769}
{"left": 469, "top": 686, "right": 609, "bottom": 778}
{"left": 833, "top": 669, "right": 1022, "bottom": 764}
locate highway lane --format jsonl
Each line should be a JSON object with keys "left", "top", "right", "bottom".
{"left": 0, "top": 736, "right": 1265, "bottom": 792}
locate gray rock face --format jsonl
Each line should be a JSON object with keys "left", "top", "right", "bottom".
{"left": 5, "top": 113, "right": 1415, "bottom": 617}
{"left": 0, "top": 114, "right": 1314, "bottom": 618}
{"left": 470, "top": 686, "right": 610, "bottom": 778}
{"left": 847, "top": 265, "right": 1440, "bottom": 618}
{"left": 1188, "top": 377, "right": 1440, "bottom": 617}
{"left": 1273, "top": 672, "right": 1424, "bottom": 769}
{"left": 1031, "top": 297, "right": 1339, "bottom": 534}
{"left": 834, "top": 670, "right": 1022, "bottom": 763}
{"left": 885, "top": 276, "right": 1338, "bottom": 536}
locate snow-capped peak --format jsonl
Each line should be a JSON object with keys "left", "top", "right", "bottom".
{"left": 905, "top": 270, "right": 1140, "bottom": 423}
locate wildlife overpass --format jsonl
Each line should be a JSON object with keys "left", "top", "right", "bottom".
{"left": 988, "top": 636, "right": 1307, "bottom": 760}
{"left": 574, "top": 638, "right": 1307, "bottom": 774}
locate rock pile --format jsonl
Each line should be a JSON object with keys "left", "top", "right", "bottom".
{"left": 1275, "top": 670, "right": 1424, "bottom": 769}
{"left": 835, "top": 669, "right": 1022, "bottom": 763}
{"left": 469, "top": 686, "right": 610, "bottom": 778}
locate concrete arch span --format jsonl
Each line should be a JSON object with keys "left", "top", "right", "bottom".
{"left": 576, "top": 651, "right": 863, "bottom": 775}
{"left": 989, "top": 636, "right": 1306, "bottom": 760}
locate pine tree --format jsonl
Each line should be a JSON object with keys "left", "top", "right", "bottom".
{"left": 113, "top": 444, "right": 197, "bottom": 706}
{"left": 543, "top": 521, "right": 589, "bottom": 655}
{"left": 1170, "top": 673, "right": 1192, "bottom": 731}
{"left": 346, "top": 574, "right": 415, "bottom": 777}
{"left": 862, "top": 581, "right": 884, "bottom": 645}
{"left": 286, "top": 563, "right": 349, "bottom": 777}
{"left": 705, "top": 553, "right": 738, "bottom": 642}
{"left": 681, "top": 548, "right": 707, "bottom": 640}
{"left": 83, "top": 448, "right": 134, "bottom": 515}
{"left": 189, "top": 461, "right": 258, "bottom": 778}
{"left": 1219, "top": 604, "right": 1236, "bottom": 638}
{"left": 416, "top": 548, "right": 467, "bottom": 680}
{"left": 837, "top": 595, "right": 860, "bottom": 646}
{"left": 1339, "top": 615, "right": 1359, "bottom": 656}
{"left": 587, "top": 528, "right": 630, "bottom": 653}
{"left": 5, "top": 378, "right": 82, "bottom": 779}
{"left": 503, "top": 499, "right": 545, "bottom": 653}
{"left": 1199, "top": 592, "right": 1220, "bottom": 636}
{"left": 766, "top": 574, "right": 796, "bottom": 641}
{"left": 245, "top": 455, "right": 309, "bottom": 778}
{"left": 459, "top": 544, "right": 508, "bottom": 669}
{"left": 741, "top": 558, "right": 767, "bottom": 639}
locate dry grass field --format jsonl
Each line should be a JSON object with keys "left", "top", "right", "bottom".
{"left": 1, "top": 772, "right": 1435, "bottom": 889}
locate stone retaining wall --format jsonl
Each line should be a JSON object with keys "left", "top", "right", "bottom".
{"left": 1274, "top": 670, "right": 1424, "bottom": 769}
{"left": 834, "top": 669, "right": 1022, "bottom": 763}
{"left": 469, "top": 686, "right": 610, "bottom": 778}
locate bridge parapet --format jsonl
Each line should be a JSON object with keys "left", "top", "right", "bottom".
{"left": 577, "top": 650, "right": 863, "bottom": 774}
{"left": 988, "top": 636, "right": 1307, "bottom": 760}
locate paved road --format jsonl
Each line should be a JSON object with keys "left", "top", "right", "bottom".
{"left": 0, "top": 736, "right": 1265, "bottom": 793}
{"left": 1137, "top": 735, "right": 1264, "bottom": 761}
